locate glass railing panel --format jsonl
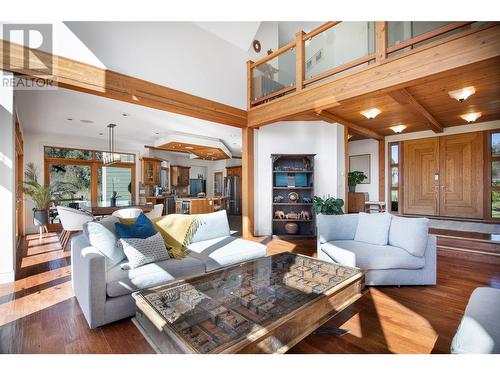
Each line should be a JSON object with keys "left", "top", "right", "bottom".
{"left": 387, "top": 21, "right": 468, "bottom": 57}
{"left": 251, "top": 47, "right": 296, "bottom": 104}
{"left": 304, "top": 22, "right": 374, "bottom": 82}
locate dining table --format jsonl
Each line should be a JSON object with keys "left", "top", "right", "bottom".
{"left": 80, "top": 201, "right": 153, "bottom": 216}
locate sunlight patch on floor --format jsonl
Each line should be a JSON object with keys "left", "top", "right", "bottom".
{"left": 339, "top": 312, "right": 363, "bottom": 338}
{"left": 370, "top": 288, "right": 438, "bottom": 353}
{"left": 0, "top": 280, "right": 74, "bottom": 326}
{"left": 21, "top": 250, "right": 71, "bottom": 268}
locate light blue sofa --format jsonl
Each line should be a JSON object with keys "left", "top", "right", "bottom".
{"left": 71, "top": 210, "right": 267, "bottom": 328}
{"left": 317, "top": 213, "right": 436, "bottom": 286}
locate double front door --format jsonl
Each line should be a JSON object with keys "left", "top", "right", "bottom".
{"left": 403, "top": 131, "right": 484, "bottom": 218}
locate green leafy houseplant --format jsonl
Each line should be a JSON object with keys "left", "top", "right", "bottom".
{"left": 348, "top": 171, "right": 367, "bottom": 192}
{"left": 23, "top": 162, "right": 51, "bottom": 226}
{"left": 313, "top": 196, "right": 344, "bottom": 215}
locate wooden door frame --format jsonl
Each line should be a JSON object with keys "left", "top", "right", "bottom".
{"left": 486, "top": 129, "right": 500, "bottom": 221}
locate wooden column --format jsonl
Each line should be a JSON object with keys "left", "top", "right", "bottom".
{"left": 246, "top": 60, "right": 254, "bottom": 109}
{"left": 375, "top": 21, "right": 388, "bottom": 62}
{"left": 242, "top": 127, "right": 255, "bottom": 238}
{"left": 344, "top": 126, "right": 349, "bottom": 212}
{"left": 295, "top": 31, "right": 305, "bottom": 91}
{"left": 379, "top": 140, "right": 385, "bottom": 202}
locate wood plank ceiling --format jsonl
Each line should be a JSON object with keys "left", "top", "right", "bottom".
{"left": 290, "top": 56, "right": 500, "bottom": 140}
{"left": 147, "top": 142, "right": 231, "bottom": 160}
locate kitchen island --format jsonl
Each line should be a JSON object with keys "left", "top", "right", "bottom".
{"left": 175, "top": 196, "right": 229, "bottom": 214}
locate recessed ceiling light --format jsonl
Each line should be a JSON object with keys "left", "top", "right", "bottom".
{"left": 460, "top": 112, "right": 482, "bottom": 123}
{"left": 185, "top": 146, "right": 194, "bottom": 150}
{"left": 99, "top": 132, "right": 104, "bottom": 136}
{"left": 121, "top": 113, "right": 130, "bottom": 117}
{"left": 155, "top": 132, "right": 160, "bottom": 135}
{"left": 360, "top": 108, "right": 381, "bottom": 120}
{"left": 347, "top": 134, "right": 353, "bottom": 140}
{"left": 80, "top": 119, "right": 94, "bottom": 124}
{"left": 448, "top": 86, "right": 476, "bottom": 102}
{"left": 66, "top": 118, "right": 73, "bottom": 121}
{"left": 390, "top": 125, "right": 407, "bottom": 133}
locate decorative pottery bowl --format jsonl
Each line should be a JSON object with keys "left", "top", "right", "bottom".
{"left": 288, "top": 192, "right": 299, "bottom": 202}
{"left": 284, "top": 222, "right": 299, "bottom": 234}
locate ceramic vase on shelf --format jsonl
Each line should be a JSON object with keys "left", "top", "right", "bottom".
{"left": 284, "top": 222, "right": 299, "bottom": 235}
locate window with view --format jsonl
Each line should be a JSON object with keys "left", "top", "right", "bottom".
{"left": 389, "top": 143, "right": 400, "bottom": 213}
{"left": 491, "top": 132, "right": 500, "bottom": 219}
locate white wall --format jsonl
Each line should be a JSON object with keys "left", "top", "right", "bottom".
{"left": 0, "top": 70, "right": 16, "bottom": 283}
{"left": 254, "top": 121, "right": 344, "bottom": 236}
{"left": 348, "top": 139, "right": 379, "bottom": 201}
{"left": 22, "top": 130, "right": 145, "bottom": 234}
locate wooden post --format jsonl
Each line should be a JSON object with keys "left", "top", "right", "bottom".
{"left": 344, "top": 126, "right": 349, "bottom": 213}
{"left": 242, "top": 127, "right": 254, "bottom": 238}
{"left": 375, "top": 21, "right": 388, "bottom": 62}
{"left": 379, "top": 140, "right": 385, "bottom": 202}
{"left": 295, "top": 31, "right": 305, "bottom": 91}
{"left": 246, "top": 60, "right": 253, "bottom": 109}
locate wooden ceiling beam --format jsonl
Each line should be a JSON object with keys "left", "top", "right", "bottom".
{"left": 388, "top": 88, "right": 444, "bottom": 133}
{"left": 248, "top": 24, "right": 500, "bottom": 127}
{"left": 315, "top": 110, "right": 384, "bottom": 140}
{"left": 0, "top": 40, "right": 248, "bottom": 128}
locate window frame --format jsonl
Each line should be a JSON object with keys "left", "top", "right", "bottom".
{"left": 388, "top": 141, "right": 403, "bottom": 214}
{"left": 44, "top": 146, "right": 136, "bottom": 230}
{"left": 487, "top": 130, "right": 500, "bottom": 220}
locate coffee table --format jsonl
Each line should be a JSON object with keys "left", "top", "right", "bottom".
{"left": 132, "top": 252, "right": 365, "bottom": 354}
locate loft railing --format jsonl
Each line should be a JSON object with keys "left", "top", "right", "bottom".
{"left": 247, "top": 21, "right": 485, "bottom": 109}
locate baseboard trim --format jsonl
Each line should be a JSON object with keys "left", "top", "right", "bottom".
{"left": 0, "top": 270, "right": 15, "bottom": 284}
{"left": 438, "top": 245, "right": 500, "bottom": 257}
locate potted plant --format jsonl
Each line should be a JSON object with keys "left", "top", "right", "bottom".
{"left": 110, "top": 178, "right": 120, "bottom": 207}
{"left": 313, "top": 196, "right": 344, "bottom": 215}
{"left": 348, "top": 171, "right": 367, "bottom": 192}
{"left": 23, "top": 163, "right": 51, "bottom": 227}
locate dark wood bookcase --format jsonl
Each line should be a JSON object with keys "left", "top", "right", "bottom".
{"left": 271, "top": 154, "right": 315, "bottom": 238}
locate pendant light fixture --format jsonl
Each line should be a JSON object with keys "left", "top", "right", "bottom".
{"left": 103, "top": 123, "right": 121, "bottom": 166}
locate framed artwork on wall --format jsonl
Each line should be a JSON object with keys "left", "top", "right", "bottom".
{"left": 349, "top": 154, "right": 371, "bottom": 184}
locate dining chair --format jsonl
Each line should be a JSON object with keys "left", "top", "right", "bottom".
{"left": 145, "top": 204, "right": 164, "bottom": 219}
{"left": 56, "top": 206, "right": 94, "bottom": 250}
{"left": 112, "top": 208, "right": 143, "bottom": 219}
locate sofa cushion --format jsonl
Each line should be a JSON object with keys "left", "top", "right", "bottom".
{"left": 115, "top": 212, "right": 157, "bottom": 239}
{"left": 389, "top": 216, "right": 429, "bottom": 257}
{"left": 187, "top": 236, "right": 267, "bottom": 272}
{"left": 191, "top": 210, "right": 231, "bottom": 243}
{"left": 317, "top": 213, "right": 359, "bottom": 243}
{"left": 451, "top": 287, "right": 500, "bottom": 354}
{"left": 106, "top": 255, "right": 204, "bottom": 297}
{"left": 83, "top": 216, "right": 124, "bottom": 269}
{"left": 120, "top": 232, "right": 170, "bottom": 269}
{"left": 354, "top": 212, "right": 392, "bottom": 245}
{"left": 321, "top": 240, "right": 425, "bottom": 270}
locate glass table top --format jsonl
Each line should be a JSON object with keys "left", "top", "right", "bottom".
{"left": 136, "top": 252, "right": 361, "bottom": 354}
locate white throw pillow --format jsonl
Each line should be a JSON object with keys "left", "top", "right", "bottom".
{"left": 120, "top": 232, "right": 170, "bottom": 269}
{"left": 83, "top": 216, "right": 124, "bottom": 269}
{"left": 389, "top": 216, "right": 429, "bottom": 257}
{"left": 354, "top": 212, "right": 392, "bottom": 246}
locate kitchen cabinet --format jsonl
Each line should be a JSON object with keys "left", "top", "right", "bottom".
{"left": 141, "top": 158, "right": 162, "bottom": 185}
{"left": 226, "top": 166, "right": 241, "bottom": 177}
{"left": 175, "top": 198, "right": 214, "bottom": 214}
{"left": 171, "top": 166, "right": 190, "bottom": 187}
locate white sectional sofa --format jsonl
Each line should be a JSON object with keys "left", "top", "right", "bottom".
{"left": 71, "top": 210, "right": 267, "bottom": 328}
{"left": 317, "top": 212, "right": 436, "bottom": 286}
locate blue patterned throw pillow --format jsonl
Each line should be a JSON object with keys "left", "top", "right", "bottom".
{"left": 120, "top": 232, "right": 170, "bottom": 269}
{"left": 115, "top": 212, "right": 157, "bottom": 239}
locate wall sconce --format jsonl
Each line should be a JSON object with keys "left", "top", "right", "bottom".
{"left": 460, "top": 112, "right": 482, "bottom": 123}
{"left": 390, "top": 125, "right": 407, "bottom": 133}
{"left": 360, "top": 108, "right": 381, "bottom": 119}
{"left": 448, "top": 86, "right": 476, "bottom": 102}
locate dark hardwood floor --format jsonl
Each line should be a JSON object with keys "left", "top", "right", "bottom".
{"left": 0, "top": 231, "right": 499, "bottom": 354}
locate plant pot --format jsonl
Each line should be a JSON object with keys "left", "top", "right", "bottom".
{"left": 348, "top": 185, "right": 356, "bottom": 193}
{"left": 110, "top": 197, "right": 117, "bottom": 207}
{"left": 33, "top": 209, "right": 49, "bottom": 226}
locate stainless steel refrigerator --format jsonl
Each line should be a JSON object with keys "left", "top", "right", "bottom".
{"left": 224, "top": 176, "right": 241, "bottom": 215}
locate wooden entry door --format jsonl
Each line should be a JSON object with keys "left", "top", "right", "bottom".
{"left": 403, "top": 137, "right": 439, "bottom": 215}
{"left": 439, "top": 132, "right": 483, "bottom": 218}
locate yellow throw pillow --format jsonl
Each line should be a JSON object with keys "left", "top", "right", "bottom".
{"left": 151, "top": 214, "right": 199, "bottom": 259}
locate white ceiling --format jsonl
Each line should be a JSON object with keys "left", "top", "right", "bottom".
{"left": 15, "top": 87, "right": 243, "bottom": 155}
{"left": 193, "top": 22, "right": 261, "bottom": 51}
